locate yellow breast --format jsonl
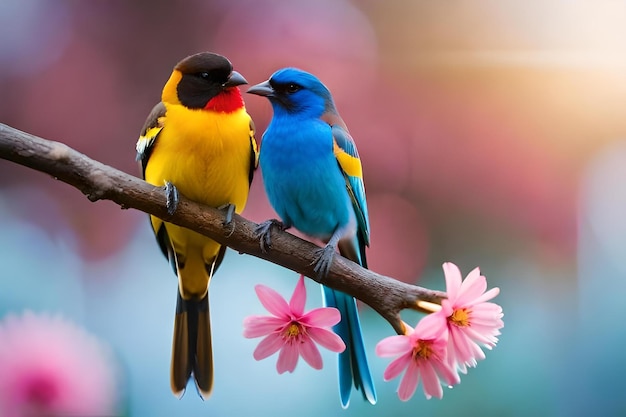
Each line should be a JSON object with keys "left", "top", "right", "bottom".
{"left": 144, "top": 104, "right": 253, "bottom": 212}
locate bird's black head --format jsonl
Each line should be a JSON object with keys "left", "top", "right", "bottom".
{"left": 167, "top": 52, "right": 247, "bottom": 110}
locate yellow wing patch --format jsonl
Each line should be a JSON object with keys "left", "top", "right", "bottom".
{"left": 136, "top": 102, "right": 167, "bottom": 164}
{"left": 333, "top": 141, "right": 363, "bottom": 178}
{"left": 250, "top": 120, "right": 259, "bottom": 169}
{"left": 136, "top": 126, "right": 162, "bottom": 160}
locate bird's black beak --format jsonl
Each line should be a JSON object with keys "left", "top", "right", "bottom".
{"left": 223, "top": 71, "right": 248, "bottom": 88}
{"left": 247, "top": 80, "right": 274, "bottom": 97}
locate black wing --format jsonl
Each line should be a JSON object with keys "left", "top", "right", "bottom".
{"left": 136, "top": 102, "right": 166, "bottom": 177}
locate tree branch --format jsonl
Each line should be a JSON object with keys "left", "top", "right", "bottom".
{"left": 0, "top": 122, "right": 445, "bottom": 335}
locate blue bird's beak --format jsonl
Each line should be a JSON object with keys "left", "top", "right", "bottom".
{"left": 223, "top": 71, "right": 248, "bottom": 88}
{"left": 247, "top": 80, "right": 274, "bottom": 97}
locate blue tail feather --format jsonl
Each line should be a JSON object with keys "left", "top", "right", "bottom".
{"left": 322, "top": 285, "right": 377, "bottom": 407}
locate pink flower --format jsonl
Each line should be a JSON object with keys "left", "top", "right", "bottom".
{"left": 441, "top": 262, "right": 504, "bottom": 373}
{"left": 375, "top": 313, "right": 459, "bottom": 401}
{"left": 243, "top": 275, "right": 346, "bottom": 374}
{"left": 0, "top": 311, "right": 119, "bottom": 417}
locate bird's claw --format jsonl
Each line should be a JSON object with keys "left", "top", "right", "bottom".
{"left": 312, "top": 245, "right": 336, "bottom": 280}
{"left": 255, "top": 219, "right": 285, "bottom": 253}
{"left": 164, "top": 181, "right": 179, "bottom": 216}
{"left": 218, "top": 203, "right": 236, "bottom": 237}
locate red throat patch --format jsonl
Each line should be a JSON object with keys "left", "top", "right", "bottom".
{"left": 204, "top": 87, "right": 245, "bottom": 113}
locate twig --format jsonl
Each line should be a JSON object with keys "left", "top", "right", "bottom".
{"left": 0, "top": 122, "right": 445, "bottom": 334}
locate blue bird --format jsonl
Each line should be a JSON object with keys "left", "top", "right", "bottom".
{"left": 247, "top": 68, "right": 376, "bottom": 407}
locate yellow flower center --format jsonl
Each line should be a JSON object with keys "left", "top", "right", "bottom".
{"left": 412, "top": 340, "right": 434, "bottom": 360}
{"left": 449, "top": 308, "right": 471, "bottom": 327}
{"left": 285, "top": 323, "right": 301, "bottom": 337}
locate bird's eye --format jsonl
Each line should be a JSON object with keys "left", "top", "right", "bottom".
{"left": 286, "top": 83, "right": 300, "bottom": 93}
{"left": 198, "top": 72, "right": 210, "bottom": 79}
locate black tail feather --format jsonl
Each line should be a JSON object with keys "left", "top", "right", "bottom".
{"left": 171, "top": 292, "right": 213, "bottom": 399}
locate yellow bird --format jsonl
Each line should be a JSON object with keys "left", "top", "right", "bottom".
{"left": 135, "top": 52, "right": 258, "bottom": 399}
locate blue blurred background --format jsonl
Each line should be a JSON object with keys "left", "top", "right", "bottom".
{"left": 1, "top": 0, "right": 625, "bottom": 415}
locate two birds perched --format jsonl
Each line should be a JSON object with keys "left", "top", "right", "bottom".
{"left": 136, "top": 52, "right": 376, "bottom": 407}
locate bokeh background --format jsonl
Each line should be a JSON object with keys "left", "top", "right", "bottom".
{"left": 1, "top": 0, "right": 625, "bottom": 415}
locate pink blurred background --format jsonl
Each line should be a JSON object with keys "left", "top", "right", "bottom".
{"left": 2, "top": 0, "right": 607, "bottom": 273}
{"left": 1, "top": 1, "right": 625, "bottom": 415}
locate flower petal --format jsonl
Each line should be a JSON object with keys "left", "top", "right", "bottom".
{"left": 255, "top": 285, "right": 291, "bottom": 319}
{"left": 456, "top": 271, "right": 487, "bottom": 307}
{"left": 440, "top": 299, "right": 454, "bottom": 316}
{"left": 397, "top": 360, "right": 420, "bottom": 401}
{"left": 446, "top": 334, "right": 460, "bottom": 368}
{"left": 463, "top": 325, "right": 499, "bottom": 347}
{"left": 469, "top": 315, "right": 504, "bottom": 330}
{"left": 383, "top": 354, "right": 411, "bottom": 381}
{"left": 471, "top": 287, "right": 501, "bottom": 305}
{"left": 412, "top": 311, "right": 447, "bottom": 341}
{"left": 307, "top": 327, "right": 345, "bottom": 353}
{"left": 243, "top": 316, "right": 286, "bottom": 338}
{"left": 442, "top": 262, "right": 463, "bottom": 302}
{"left": 289, "top": 275, "right": 307, "bottom": 316}
{"left": 300, "top": 307, "right": 341, "bottom": 328}
{"left": 376, "top": 335, "right": 411, "bottom": 357}
{"left": 420, "top": 361, "right": 444, "bottom": 399}
{"left": 449, "top": 325, "right": 475, "bottom": 365}
{"left": 471, "top": 301, "right": 503, "bottom": 316}
{"left": 299, "top": 337, "right": 323, "bottom": 369}
{"left": 276, "top": 344, "right": 299, "bottom": 374}
{"left": 253, "top": 334, "right": 284, "bottom": 360}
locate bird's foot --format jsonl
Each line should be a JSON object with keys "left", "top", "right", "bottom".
{"left": 312, "top": 244, "right": 336, "bottom": 280}
{"left": 164, "top": 181, "right": 179, "bottom": 216}
{"left": 217, "top": 203, "right": 236, "bottom": 236}
{"left": 255, "top": 219, "right": 286, "bottom": 253}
